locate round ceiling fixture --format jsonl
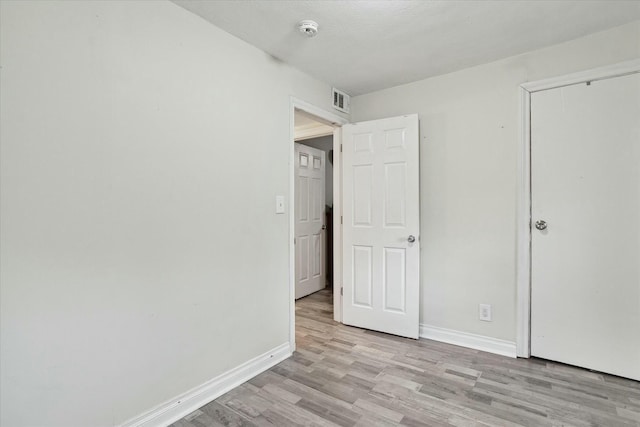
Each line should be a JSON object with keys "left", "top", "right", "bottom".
{"left": 298, "top": 20, "right": 319, "bottom": 38}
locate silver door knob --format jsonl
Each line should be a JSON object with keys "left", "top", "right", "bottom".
{"left": 322, "top": 225, "right": 326, "bottom": 230}
{"left": 535, "top": 220, "right": 547, "bottom": 230}
{"left": 407, "top": 235, "right": 416, "bottom": 243}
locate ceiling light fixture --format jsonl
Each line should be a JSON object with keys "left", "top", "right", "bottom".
{"left": 298, "top": 20, "right": 319, "bottom": 38}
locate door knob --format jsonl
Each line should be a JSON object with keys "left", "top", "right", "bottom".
{"left": 407, "top": 235, "right": 416, "bottom": 243}
{"left": 535, "top": 220, "right": 547, "bottom": 230}
{"left": 322, "top": 225, "right": 327, "bottom": 230}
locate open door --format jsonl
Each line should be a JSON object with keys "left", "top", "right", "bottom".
{"left": 295, "top": 143, "right": 326, "bottom": 299}
{"left": 342, "top": 115, "right": 420, "bottom": 338}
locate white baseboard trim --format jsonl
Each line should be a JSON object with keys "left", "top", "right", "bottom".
{"left": 119, "top": 342, "right": 292, "bottom": 427}
{"left": 419, "top": 324, "right": 516, "bottom": 358}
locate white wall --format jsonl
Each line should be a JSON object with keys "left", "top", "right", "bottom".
{"left": 351, "top": 21, "right": 640, "bottom": 343}
{"left": 0, "top": 1, "right": 346, "bottom": 426}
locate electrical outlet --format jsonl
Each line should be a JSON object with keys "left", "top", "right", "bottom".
{"left": 479, "top": 304, "right": 492, "bottom": 322}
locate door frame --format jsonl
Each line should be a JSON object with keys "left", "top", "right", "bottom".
{"left": 289, "top": 97, "right": 348, "bottom": 351}
{"left": 516, "top": 59, "right": 640, "bottom": 358}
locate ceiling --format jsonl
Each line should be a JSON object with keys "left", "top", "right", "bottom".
{"left": 172, "top": 1, "right": 640, "bottom": 96}
{"left": 294, "top": 109, "right": 334, "bottom": 141}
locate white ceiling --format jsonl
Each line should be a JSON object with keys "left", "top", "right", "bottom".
{"left": 294, "top": 109, "right": 334, "bottom": 141}
{"left": 172, "top": 1, "right": 640, "bottom": 96}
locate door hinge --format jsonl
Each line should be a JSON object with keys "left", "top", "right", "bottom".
{"left": 340, "top": 144, "right": 343, "bottom": 152}
{"left": 294, "top": 237, "right": 296, "bottom": 244}
{"left": 341, "top": 287, "right": 343, "bottom": 296}
{"left": 340, "top": 215, "right": 343, "bottom": 224}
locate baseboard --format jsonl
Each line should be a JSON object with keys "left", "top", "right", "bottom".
{"left": 419, "top": 324, "right": 516, "bottom": 358}
{"left": 119, "top": 342, "right": 292, "bottom": 427}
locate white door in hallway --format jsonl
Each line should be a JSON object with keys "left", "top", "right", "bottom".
{"left": 295, "top": 143, "right": 326, "bottom": 299}
{"left": 530, "top": 72, "right": 640, "bottom": 380}
{"left": 342, "top": 115, "right": 420, "bottom": 339}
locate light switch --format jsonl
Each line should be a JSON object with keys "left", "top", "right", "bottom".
{"left": 275, "top": 195, "right": 285, "bottom": 214}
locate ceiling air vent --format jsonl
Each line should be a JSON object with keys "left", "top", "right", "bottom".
{"left": 332, "top": 88, "right": 350, "bottom": 113}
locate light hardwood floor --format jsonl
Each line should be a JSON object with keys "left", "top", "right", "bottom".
{"left": 171, "top": 289, "right": 640, "bottom": 427}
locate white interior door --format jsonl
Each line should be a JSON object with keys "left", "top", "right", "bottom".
{"left": 531, "top": 73, "right": 640, "bottom": 380}
{"left": 342, "top": 115, "right": 420, "bottom": 339}
{"left": 295, "top": 143, "right": 326, "bottom": 299}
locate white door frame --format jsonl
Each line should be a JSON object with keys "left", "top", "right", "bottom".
{"left": 516, "top": 59, "right": 640, "bottom": 358}
{"left": 289, "top": 97, "right": 348, "bottom": 351}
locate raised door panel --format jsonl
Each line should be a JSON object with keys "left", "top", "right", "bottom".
{"left": 352, "top": 246, "right": 373, "bottom": 308}
{"left": 384, "top": 162, "right": 406, "bottom": 228}
{"left": 383, "top": 248, "right": 406, "bottom": 313}
{"left": 353, "top": 165, "right": 373, "bottom": 227}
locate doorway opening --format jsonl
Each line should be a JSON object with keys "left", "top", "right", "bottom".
{"left": 294, "top": 110, "right": 334, "bottom": 300}
{"left": 289, "top": 99, "right": 347, "bottom": 352}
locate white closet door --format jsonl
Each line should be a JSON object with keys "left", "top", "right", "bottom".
{"left": 295, "top": 143, "right": 326, "bottom": 299}
{"left": 531, "top": 73, "right": 640, "bottom": 380}
{"left": 342, "top": 115, "right": 420, "bottom": 339}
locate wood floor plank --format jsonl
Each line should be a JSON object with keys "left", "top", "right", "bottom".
{"left": 171, "top": 289, "right": 640, "bottom": 427}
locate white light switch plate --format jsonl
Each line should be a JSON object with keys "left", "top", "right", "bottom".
{"left": 275, "top": 196, "right": 285, "bottom": 214}
{"left": 479, "top": 304, "right": 492, "bottom": 322}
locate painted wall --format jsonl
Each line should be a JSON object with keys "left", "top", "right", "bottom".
{"left": 351, "top": 21, "right": 640, "bottom": 343}
{"left": 298, "top": 135, "right": 334, "bottom": 207}
{"left": 0, "top": 1, "right": 346, "bottom": 426}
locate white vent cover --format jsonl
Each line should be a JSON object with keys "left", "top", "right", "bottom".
{"left": 332, "top": 88, "right": 350, "bottom": 113}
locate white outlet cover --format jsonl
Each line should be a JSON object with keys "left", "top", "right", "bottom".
{"left": 479, "top": 304, "right": 492, "bottom": 322}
